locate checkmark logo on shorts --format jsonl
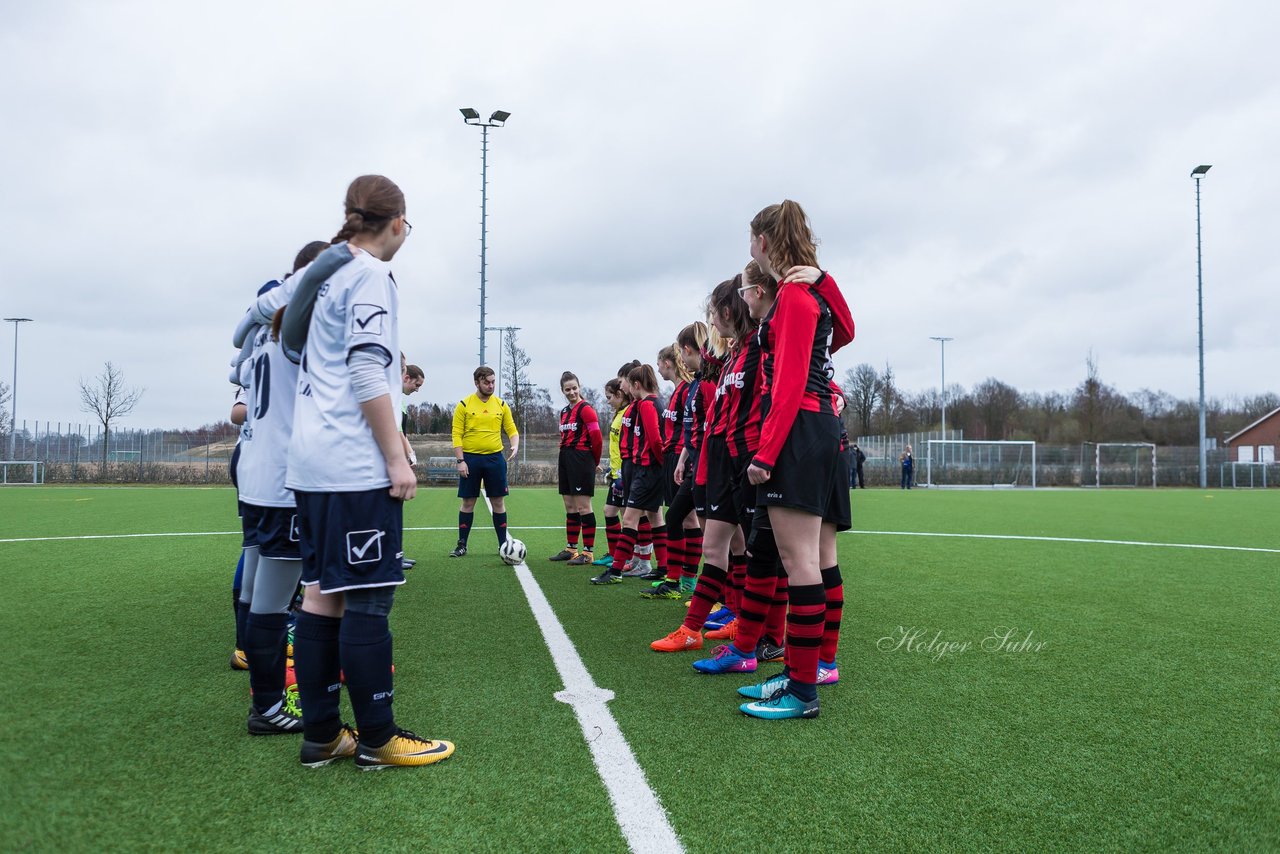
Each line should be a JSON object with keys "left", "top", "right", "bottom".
{"left": 351, "top": 304, "right": 387, "bottom": 336}
{"left": 346, "top": 529, "right": 385, "bottom": 564}
{"left": 289, "top": 514, "right": 300, "bottom": 542}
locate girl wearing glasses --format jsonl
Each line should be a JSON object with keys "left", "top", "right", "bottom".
{"left": 282, "top": 175, "right": 454, "bottom": 769}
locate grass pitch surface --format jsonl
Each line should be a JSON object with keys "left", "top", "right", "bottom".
{"left": 1, "top": 486, "right": 1276, "bottom": 852}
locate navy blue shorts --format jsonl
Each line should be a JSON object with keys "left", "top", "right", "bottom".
{"left": 458, "top": 452, "right": 509, "bottom": 499}
{"left": 240, "top": 503, "right": 262, "bottom": 548}
{"left": 247, "top": 504, "right": 301, "bottom": 559}
{"left": 293, "top": 488, "right": 405, "bottom": 594}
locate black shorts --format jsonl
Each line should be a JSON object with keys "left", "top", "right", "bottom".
{"left": 240, "top": 503, "right": 261, "bottom": 548}
{"left": 626, "top": 463, "right": 665, "bottom": 512}
{"left": 458, "top": 452, "right": 508, "bottom": 499}
{"left": 293, "top": 488, "right": 405, "bottom": 594}
{"left": 825, "top": 448, "right": 853, "bottom": 532}
{"left": 248, "top": 504, "right": 302, "bottom": 559}
{"left": 662, "top": 451, "right": 681, "bottom": 506}
{"left": 558, "top": 448, "right": 596, "bottom": 496}
{"left": 705, "top": 436, "right": 753, "bottom": 526}
{"left": 693, "top": 483, "right": 707, "bottom": 517}
{"left": 757, "top": 410, "right": 841, "bottom": 517}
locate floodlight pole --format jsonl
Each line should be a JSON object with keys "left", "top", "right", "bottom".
{"left": 461, "top": 108, "right": 511, "bottom": 368}
{"left": 4, "top": 317, "right": 32, "bottom": 459}
{"left": 1192, "top": 165, "right": 1211, "bottom": 489}
{"left": 930, "top": 336, "right": 953, "bottom": 471}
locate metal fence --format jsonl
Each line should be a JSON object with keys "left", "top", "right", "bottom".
{"left": 3, "top": 419, "right": 1274, "bottom": 488}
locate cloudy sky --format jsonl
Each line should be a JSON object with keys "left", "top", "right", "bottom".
{"left": 2, "top": 1, "right": 1275, "bottom": 433}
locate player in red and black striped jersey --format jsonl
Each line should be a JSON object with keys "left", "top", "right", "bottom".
{"left": 551, "top": 371, "right": 603, "bottom": 565}
{"left": 734, "top": 200, "right": 855, "bottom": 720}
{"left": 643, "top": 345, "right": 690, "bottom": 594}
{"left": 593, "top": 364, "right": 668, "bottom": 584}
{"left": 642, "top": 322, "right": 712, "bottom": 600}
{"left": 651, "top": 278, "right": 756, "bottom": 652}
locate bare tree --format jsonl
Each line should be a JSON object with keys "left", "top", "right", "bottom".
{"left": 501, "top": 330, "right": 534, "bottom": 435}
{"left": 0, "top": 379, "right": 10, "bottom": 445}
{"left": 844, "top": 364, "right": 880, "bottom": 436}
{"left": 875, "top": 363, "right": 905, "bottom": 435}
{"left": 972, "top": 378, "right": 1021, "bottom": 440}
{"left": 79, "top": 361, "right": 144, "bottom": 477}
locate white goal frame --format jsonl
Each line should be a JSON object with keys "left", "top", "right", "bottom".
{"left": 0, "top": 460, "right": 45, "bottom": 485}
{"left": 925, "top": 440, "right": 1036, "bottom": 489}
{"left": 1082, "top": 442, "right": 1157, "bottom": 488}
{"left": 1220, "top": 460, "right": 1269, "bottom": 488}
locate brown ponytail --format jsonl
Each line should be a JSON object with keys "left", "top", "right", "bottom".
{"left": 332, "top": 175, "right": 405, "bottom": 244}
{"left": 750, "top": 199, "right": 819, "bottom": 275}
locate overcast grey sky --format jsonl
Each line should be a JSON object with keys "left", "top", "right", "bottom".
{"left": 2, "top": 1, "right": 1275, "bottom": 432}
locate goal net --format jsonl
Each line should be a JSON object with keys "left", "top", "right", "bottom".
{"left": 925, "top": 440, "right": 1036, "bottom": 488}
{"left": 1081, "top": 442, "right": 1157, "bottom": 488}
{"left": 0, "top": 460, "right": 45, "bottom": 485}
{"left": 1220, "top": 461, "right": 1270, "bottom": 488}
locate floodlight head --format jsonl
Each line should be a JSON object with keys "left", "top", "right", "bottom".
{"left": 1191, "top": 164, "right": 1212, "bottom": 177}
{"left": 3, "top": 317, "right": 33, "bottom": 323}
{"left": 489, "top": 110, "right": 511, "bottom": 124}
{"left": 460, "top": 107, "right": 480, "bottom": 121}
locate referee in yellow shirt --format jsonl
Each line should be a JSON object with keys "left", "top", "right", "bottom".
{"left": 450, "top": 366, "right": 520, "bottom": 557}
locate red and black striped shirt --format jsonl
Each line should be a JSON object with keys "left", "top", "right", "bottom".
{"left": 630, "top": 395, "right": 664, "bottom": 468}
{"left": 660, "top": 380, "right": 689, "bottom": 456}
{"left": 756, "top": 282, "right": 838, "bottom": 470}
{"left": 720, "top": 334, "right": 764, "bottom": 460}
{"left": 559, "top": 400, "right": 603, "bottom": 465}
{"left": 618, "top": 401, "right": 637, "bottom": 462}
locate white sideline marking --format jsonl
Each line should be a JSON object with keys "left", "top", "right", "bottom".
{"left": 847, "top": 529, "right": 1280, "bottom": 554}
{"left": 510, "top": 561, "right": 683, "bottom": 853}
{"left": 478, "top": 490, "right": 681, "bottom": 853}
{"left": 2, "top": 526, "right": 1277, "bottom": 555}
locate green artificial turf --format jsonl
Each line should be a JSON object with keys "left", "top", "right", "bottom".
{"left": 1, "top": 486, "right": 1276, "bottom": 852}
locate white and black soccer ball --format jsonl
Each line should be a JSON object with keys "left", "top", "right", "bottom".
{"left": 499, "top": 537, "right": 527, "bottom": 566}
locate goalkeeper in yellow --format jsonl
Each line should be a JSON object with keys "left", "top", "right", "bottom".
{"left": 449, "top": 366, "right": 520, "bottom": 557}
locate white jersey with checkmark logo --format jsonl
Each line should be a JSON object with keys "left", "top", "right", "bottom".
{"left": 287, "top": 249, "right": 401, "bottom": 492}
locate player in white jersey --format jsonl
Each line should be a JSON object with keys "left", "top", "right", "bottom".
{"left": 281, "top": 175, "right": 454, "bottom": 771}
{"left": 234, "top": 241, "right": 326, "bottom": 734}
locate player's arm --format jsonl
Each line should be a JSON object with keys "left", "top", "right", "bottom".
{"left": 639, "top": 399, "right": 662, "bottom": 463}
{"left": 230, "top": 402, "right": 247, "bottom": 426}
{"left": 584, "top": 405, "right": 603, "bottom": 466}
{"left": 452, "top": 401, "right": 469, "bottom": 477}
{"left": 503, "top": 402, "right": 520, "bottom": 461}
{"left": 361, "top": 393, "right": 416, "bottom": 501}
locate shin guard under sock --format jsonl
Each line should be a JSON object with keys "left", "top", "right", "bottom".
{"left": 664, "top": 531, "right": 686, "bottom": 583}
{"left": 605, "top": 515, "right": 621, "bottom": 556}
{"left": 293, "top": 610, "right": 343, "bottom": 743}
{"left": 339, "top": 610, "right": 396, "bottom": 748}
{"left": 820, "top": 565, "right": 844, "bottom": 664}
{"left": 784, "top": 582, "right": 827, "bottom": 690}
{"left": 682, "top": 529, "right": 703, "bottom": 578}
{"left": 733, "top": 554, "right": 779, "bottom": 656}
{"left": 610, "top": 527, "right": 638, "bottom": 572}
{"left": 581, "top": 512, "right": 597, "bottom": 551}
{"left": 565, "top": 513, "right": 581, "bottom": 548}
{"left": 682, "top": 563, "right": 727, "bottom": 632}
{"left": 493, "top": 512, "right": 508, "bottom": 546}
{"left": 245, "top": 611, "right": 290, "bottom": 712}
{"left": 458, "top": 511, "right": 475, "bottom": 546}
{"left": 651, "top": 525, "right": 668, "bottom": 577}
{"left": 763, "top": 564, "right": 789, "bottom": 645}
{"left": 727, "top": 553, "right": 747, "bottom": 615}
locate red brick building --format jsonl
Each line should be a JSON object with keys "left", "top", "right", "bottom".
{"left": 1224, "top": 406, "right": 1280, "bottom": 463}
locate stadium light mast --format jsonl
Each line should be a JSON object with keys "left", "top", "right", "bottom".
{"left": 1191, "top": 164, "right": 1211, "bottom": 489}
{"left": 460, "top": 107, "right": 511, "bottom": 368}
{"left": 3, "top": 317, "right": 33, "bottom": 459}
{"left": 929, "top": 336, "right": 953, "bottom": 462}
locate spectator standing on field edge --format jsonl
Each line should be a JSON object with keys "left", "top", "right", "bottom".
{"left": 852, "top": 442, "right": 866, "bottom": 488}
{"left": 900, "top": 444, "right": 914, "bottom": 489}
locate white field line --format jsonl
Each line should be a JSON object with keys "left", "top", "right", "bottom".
{"left": 2, "top": 526, "right": 1278, "bottom": 555}
{"left": 478, "top": 491, "right": 682, "bottom": 854}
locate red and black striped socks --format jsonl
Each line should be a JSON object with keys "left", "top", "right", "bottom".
{"left": 580, "top": 512, "right": 597, "bottom": 551}
{"left": 820, "top": 565, "right": 843, "bottom": 664}
{"left": 565, "top": 513, "right": 581, "bottom": 549}
{"left": 784, "top": 582, "right": 827, "bottom": 699}
{"left": 682, "top": 563, "right": 727, "bottom": 632}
